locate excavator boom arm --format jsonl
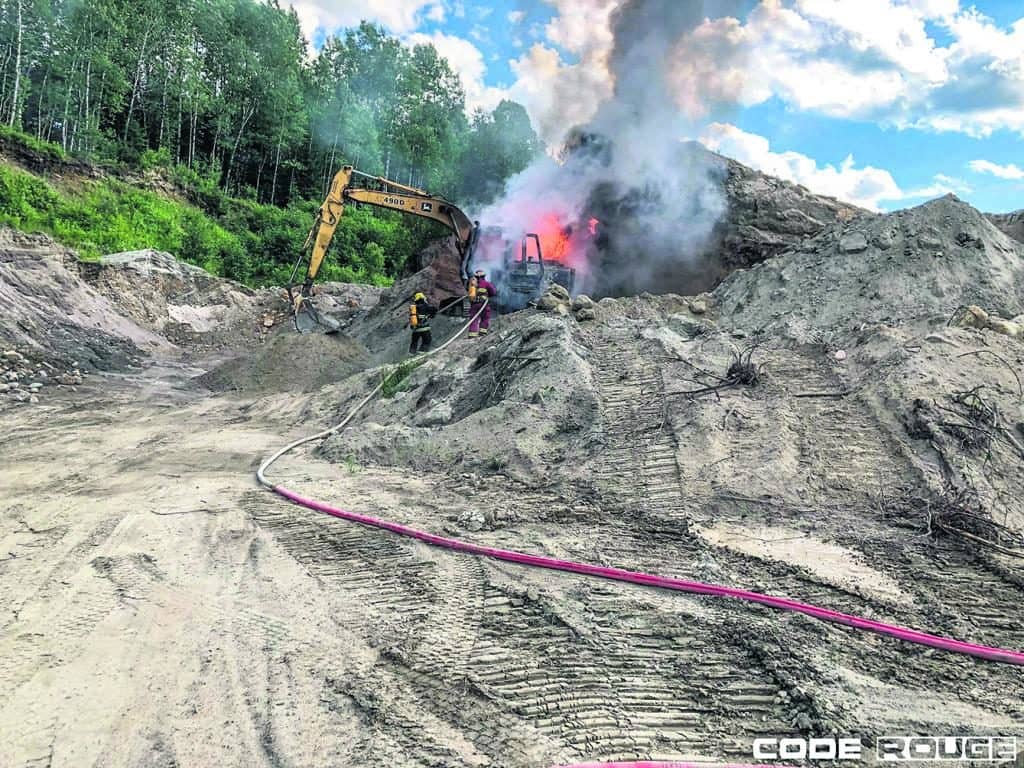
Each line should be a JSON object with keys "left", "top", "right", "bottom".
{"left": 300, "top": 166, "right": 476, "bottom": 287}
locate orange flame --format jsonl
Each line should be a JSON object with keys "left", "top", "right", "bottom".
{"left": 531, "top": 212, "right": 596, "bottom": 270}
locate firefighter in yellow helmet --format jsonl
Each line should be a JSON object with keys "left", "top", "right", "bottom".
{"left": 408, "top": 291, "right": 438, "bottom": 355}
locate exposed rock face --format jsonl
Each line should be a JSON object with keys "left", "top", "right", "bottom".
{"left": 987, "top": 209, "right": 1024, "bottom": 244}
{"left": 714, "top": 195, "right": 1024, "bottom": 340}
{"left": 711, "top": 150, "right": 863, "bottom": 273}
{"left": 0, "top": 228, "right": 154, "bottom": 370}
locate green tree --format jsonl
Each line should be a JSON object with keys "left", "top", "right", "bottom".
{"left": 458, "top": 100, "right": 541, "bottom": 203}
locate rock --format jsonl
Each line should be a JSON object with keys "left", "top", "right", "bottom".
{"left": 688, "top": 297, "right": 708, "bottom": 315}
{"left": 536, "top": 294, "right": 562, "bottom": 311}
{"left": 28, "top": 382, "right": 43, "bottom": 389}
{"left": 833, "top": 349, "right": 847, "bottom": 361}
{"left": 667, "top": 314, "right": 710, "bottom": 337}
{"left": 460, "top": 511, "right": 486, "bottom": 532}
{"left": 839, "top": 231, "right": 869, "bottom": 253}
{"left": 0, "top": 383, "right": 8, "bottom": 392}
{"left": 794, "top": 712, "right": 814, "bottom": 730}
{"left": 57, "top": 373, "right": 83, "bottom": 385}
{"left": 3, "top": 350, "right": 23, "bottom": 361}
{"left": 575, "top": 307, "right": 597, "bottom": 321}
{"left": 918, "top": 229, "right": 943, "bottom": 249}
{"left": 548, "top": 283, "right": 571, "bottom": 302}
{"left": 987, "top": 317, "right": 1022, "bottom": 338}
{"left": 951, "top": 305, "right": 989, "bottom": 329}
{"left": 554, "top": 302, "right": 570, "bottom": 317}
{"left": 950, "top": 305, "right": 1021, "bottom": 337}
{"left": 571, "top": 294, "right": 594, "bottom": 311}
{"left": 262, "top": 315, "right": 275, "bottom": 328}
{"left": 29, "top": 395, "right": 39, "bottom": 404}
{"left": 12, "top": 390, "right": 28, "bottom": 402}
{"left": 955, "top": 231, "right": 983, "bottom": 249}
{"left": 873, "top": 229, "right": 895, "bottom": 249}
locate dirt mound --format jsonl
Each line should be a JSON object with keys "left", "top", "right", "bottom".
{"left": 197, "top": 327, "right": 371, "bottom": 393}
{"left": 320, "top": 313, "right": 599, "bottom": 486}
{"left": 0, "top": 228, "right": 160, "bottom": 370}
{"left": 78, "top": 249, "right": 282, "bottom": 353}
{"left": 713, "top": 195, "right": 1024, "bottom": 343}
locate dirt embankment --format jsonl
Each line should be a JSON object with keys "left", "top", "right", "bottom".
{"left": 0, "top": 229, "right": 384, "bottom": 408}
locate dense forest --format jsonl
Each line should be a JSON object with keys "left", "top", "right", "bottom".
{"left": 0, "top": 0, "right": 542, "bottom": 285}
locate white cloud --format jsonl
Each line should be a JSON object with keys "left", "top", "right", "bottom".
{"left": 289, "top": 0, "right": 444, "bottom": 41}
{"left": 507, "top": 10, "right": 525, "bottom": 24}
{"left": 969, "top": 159, "right": 1024, "bottom": 180}
{"left": 665, "top": 1, "right": 1024, "bottom": 138}
{"left": 405, "top": 31, "right": 509, "bottom": 113}
{"left": 506, "top": 0, "right": 618, "bottom": 144}
{"left": 508, "top": 43, "right": 613, "bottom": 146}
{"left": 699, "top": 122, "right": 953, "bottom": 210}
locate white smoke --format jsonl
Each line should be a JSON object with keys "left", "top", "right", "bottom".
{"left": 480, "top": 0, "right": 746, "bottom": 298}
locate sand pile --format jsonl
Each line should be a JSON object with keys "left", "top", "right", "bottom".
{"left": 320, "top": 313, "right": 599, "bottom": 486}
{"left": 197, "top": 328, "right": 371, "bottom": 394}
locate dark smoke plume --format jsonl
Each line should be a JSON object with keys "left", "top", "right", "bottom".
{"left": 481, "top": 0, "right": 746, "bottom": 298}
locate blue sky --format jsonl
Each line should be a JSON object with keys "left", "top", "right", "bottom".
{"left": 295, "top": 1, "right": 1024, "bottom": 212}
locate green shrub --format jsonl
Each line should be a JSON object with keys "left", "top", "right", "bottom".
{"left": 139, "top": 147, "right": 173, "bottom": 171}
{"left": 0, "top": 158, "right": 435, "bottom": 288}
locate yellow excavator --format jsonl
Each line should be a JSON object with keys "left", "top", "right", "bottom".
{"left": 287, "top": 165, "right": 576, "bottom": 333}
{"left": 287, "top": 166, "right": 481, "bottom": 333}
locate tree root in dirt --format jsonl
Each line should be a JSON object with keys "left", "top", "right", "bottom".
{"left": 669, "top": 344, "right": 762, "bottom": 399}
{"left": 902, "top": 483, "right": 1024, "bottom": 559}
{"left": 910, "top": 385, "right": 1024, "bottom": 462}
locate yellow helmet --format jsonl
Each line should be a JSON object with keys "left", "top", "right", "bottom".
{"left": 413, "top": 292, "right": 426, "bottom": 302}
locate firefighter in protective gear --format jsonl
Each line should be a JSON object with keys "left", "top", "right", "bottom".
{"left": 408, "top": 291, "right": 438, "bottom": 355}
{"left": 468, "top": 269, "right": 497, "bottom": 337}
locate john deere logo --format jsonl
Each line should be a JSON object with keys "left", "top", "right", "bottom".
{"left": 421, "top": 203, "right": 433, "bottom": 212}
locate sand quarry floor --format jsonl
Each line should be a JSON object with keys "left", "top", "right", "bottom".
{"left": 2, "top": 335, "right": 1023, "bottom": 768}
{"left": 2, "top": 209, "right": 1024, "bottom": 766}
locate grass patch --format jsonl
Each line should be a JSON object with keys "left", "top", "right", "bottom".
{"left": 381, "top": 357, "right": 423, "bottom": 398}
{"left": 0, "top": 124, "right": 67, "bottom": 162}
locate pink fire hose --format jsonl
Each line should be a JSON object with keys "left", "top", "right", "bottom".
{"left": 551, "top": 764, "right": 790, "bottom": 768}
{"left": 268, "top": 483, "right": 1024, "bottom": 667}
{"left": 256, "top": 298, "right": 1022, "bottom": 768}
{"left": 256, "top": 292, "right": 1024, "bottom": 768}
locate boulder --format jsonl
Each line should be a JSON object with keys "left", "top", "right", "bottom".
{"left": 571, "top": 294, "right": 594, "bottom": 311}
{"left": 688, "top": 297, "right": 708, "bottom": 315}
{"left": 548, "top": 283, "right": 571, "bottom": 302}
{"left": 839, "top": 232, "right": 869, "bottom": 254}
{"left": 536, "top": 294, "right": 562, "bottom": 311}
